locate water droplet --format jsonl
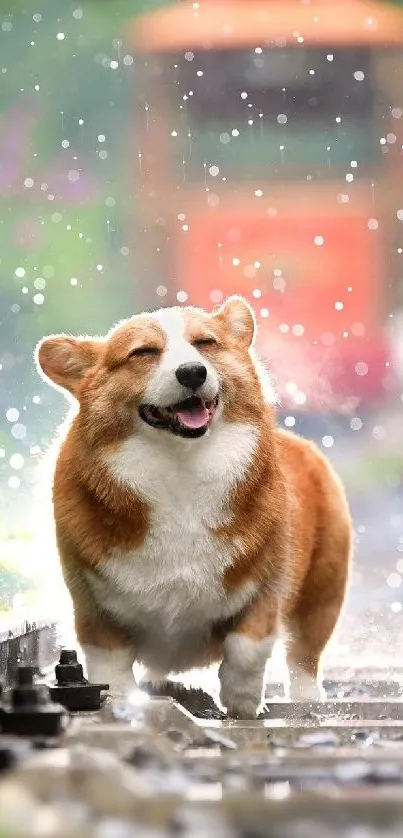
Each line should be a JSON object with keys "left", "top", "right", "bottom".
{"left": 33, "top": 293, "right": 45, "bottom": 305}
{"left": 322, "top": 435, "right": 334, "bottom": 448}
{"left": 314, "top": 235, "right": 324, "bottom": 246}
{"left": 10, "top": 453, "right": 24, "bottom": 470}
{"left": 56, "top": 32, "right": 65, "bottom": 40}
{"left": 6, "top": 408, "right": 19, "bottom": 422}
{"left": 11, "top": 424, "right": 26, "bottom": 440}
{"left": 355, "top": 361, "right": 369, "bottom": 376}
{"left": 387, "top": 573, "right": 401, "bottom": 589}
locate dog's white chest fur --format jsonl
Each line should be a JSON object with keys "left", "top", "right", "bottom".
{"left": 88, "top": 422, "right": 258, "bottom": 672}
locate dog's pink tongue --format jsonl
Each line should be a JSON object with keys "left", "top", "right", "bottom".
{"left": 176, "top": 404, "right": 209, "bottom": 429}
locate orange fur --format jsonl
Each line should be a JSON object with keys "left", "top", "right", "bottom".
{"left": 36, "top": 297, "right": 351, "bottom": 716}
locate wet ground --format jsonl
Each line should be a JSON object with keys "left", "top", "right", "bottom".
{"left": 3, "top": 667, "right": 403, "bottom": 836}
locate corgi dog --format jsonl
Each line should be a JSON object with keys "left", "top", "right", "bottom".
{"left": 36, "top": 296, "right": 351, "bottom": 718}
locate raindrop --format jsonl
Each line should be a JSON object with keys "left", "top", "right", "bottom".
{"left": 353, "top": 70, "right": 365, "bottom": 81}
{"left": 15, "top": 267, "right": 26, "bottom": 278}
{"left": 322, "top": 436, "right": 334, "bottom": 448}
{"left": 350, "top": 417, "right": 363, "bottom": 430}
{"left": 56, "top": 32, "right": 65, "bottom": 40}
{"left": 292, "top": 324, "right": 304, "bottom": 337}
{"left": 73, "top": 8, "right": 83, "bottom": 19}
{"left": 260, "top": 308, "right": 269, "bottom": 318}
{"left": 209, "top": 165, "right": 219, "bottom": 176}
{"left": 285, "top": 416, "right": 296, "bottom": 427}
{"left": 277, "top": 114, "right": 287, "bottom": 124}
{"left": 70, "top": 278, "right": 78, "bottom": 286}
{"left": 6, "top": 408, "right": 19, "bottom": 422}
{"left": 355, "top": 361, "right": 369, "bottom": 376}
{"left": 11, "top": 424, "right": 26, "bottom": 440}
{"left": 367, "top": 218, "right": 378, "bottom": 230}
{"left": 210, "top": 289, "right": 223, "bottom": 303}
{"left": 185, "top": 51, "right": 194, "bottom": 61}
{"left": 10, "top": 453, "right": 24, "bottom": 470}
{"left": 8, "top": 476, "right": 20, "bottom": 489}
{"left": 387, "top": 573, "right": 401, "bottom": 589}
{"left": 34, "top": 278, "right": 46, "bottom": 290}
{"left": 314, "top": 235, "right": 324, "bottom": 246}
{"left": 24, "top": 178, "right": 34, "bottom": 188}
{"left": 177, "top": 291, "right": 188, "bottom": 303}
{"left": 33, "top": 293, "right": 45, "bottom": 305}
{"left": 156, "top": 285, "right": 167, "bottom": 297}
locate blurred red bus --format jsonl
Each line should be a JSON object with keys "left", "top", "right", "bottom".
{"left": 127, "top": 0, "right": 403, "bottom": 411}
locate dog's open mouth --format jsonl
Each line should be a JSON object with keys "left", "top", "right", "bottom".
{"left": 139, "top": 395, "right": 219, "bottom": 438}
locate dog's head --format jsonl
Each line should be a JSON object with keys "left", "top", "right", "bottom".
{"left": 36, "top": 296, "right": 269, "bottom": 446}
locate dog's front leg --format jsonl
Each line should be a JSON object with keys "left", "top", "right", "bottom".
{"left": 218, "top": 599, "right": 278, "bottom": 718}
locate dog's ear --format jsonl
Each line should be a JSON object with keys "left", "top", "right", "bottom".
{"left": 35, "top": 334, "right": 102, "bottom": 397}
{"left": 213, "top": 296, "right": 256, "bottom": 348}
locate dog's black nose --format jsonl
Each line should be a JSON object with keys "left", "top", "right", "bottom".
{"left": 175, "top": 362, "right": 207, "bottom": 390}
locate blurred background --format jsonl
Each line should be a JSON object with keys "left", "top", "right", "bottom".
{"left": 1, "top": 0, "right": 403, "bottom": 670}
